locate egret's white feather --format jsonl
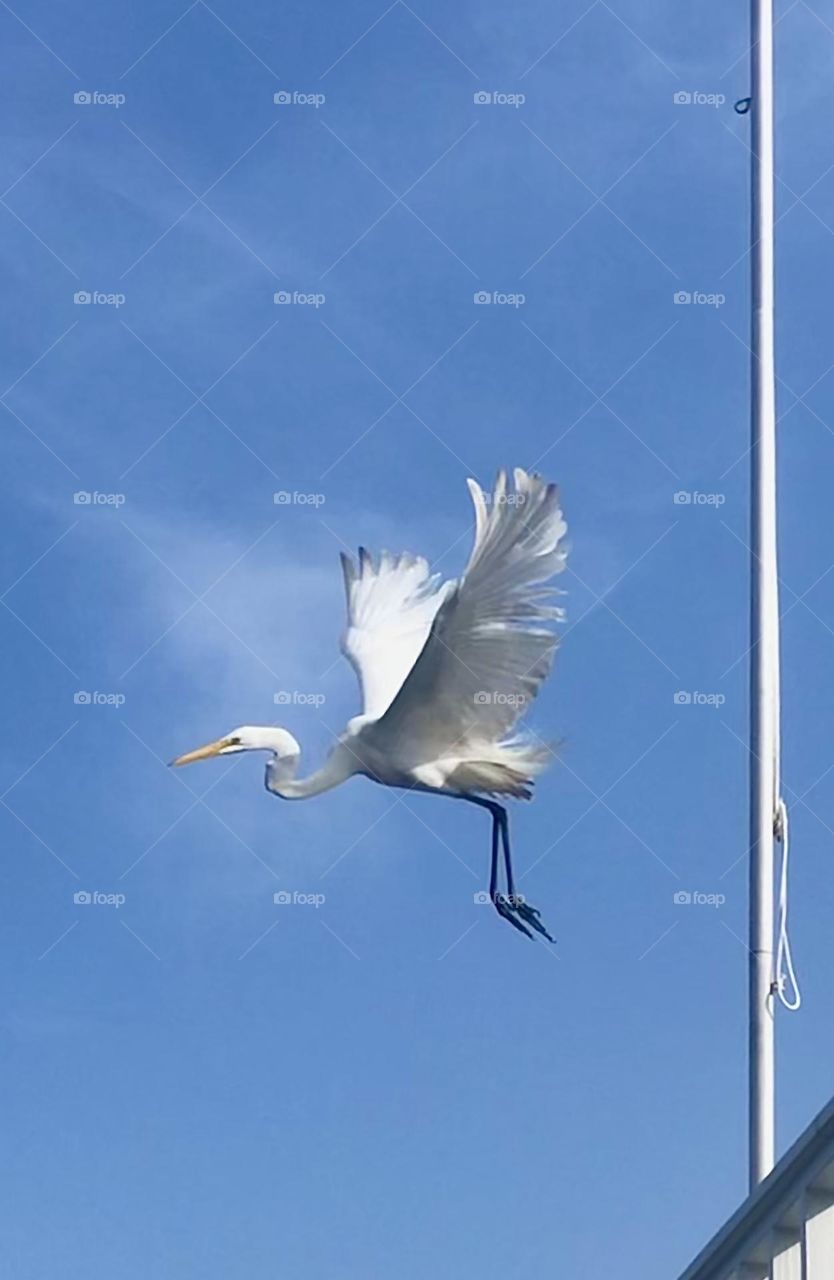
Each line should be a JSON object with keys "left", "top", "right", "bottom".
{"left": 339, "top": 548, "right": 452, "bottom": 720}
{"left": 367, "top": 467, "right": 567, "bottom": 789}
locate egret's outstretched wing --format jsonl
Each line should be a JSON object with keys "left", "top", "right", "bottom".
{"left": 339, "top": 548, "right": 453, "bottom": 720}
{"left": 372, "top": 468, "right": 567, "bottom": 754}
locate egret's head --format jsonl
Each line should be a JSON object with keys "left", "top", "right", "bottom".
{"left": 169, "top": 725, "right": 299, "bottom": 767}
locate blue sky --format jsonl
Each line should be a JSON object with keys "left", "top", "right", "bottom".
{"left": 3, "top": 0, "right": 834, "bottom": 1275}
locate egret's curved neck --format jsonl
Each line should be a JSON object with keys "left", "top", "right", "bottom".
{"left": 266, "top": 742, "right": 356, "bottom": 800}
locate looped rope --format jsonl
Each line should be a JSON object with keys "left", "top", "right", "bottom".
{"left": 773, "top": 797, "right": 801, "bottom": 1011}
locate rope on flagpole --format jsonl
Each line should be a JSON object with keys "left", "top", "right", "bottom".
{"left": 774, "top": 797, "right": 801, "bottom": 1011}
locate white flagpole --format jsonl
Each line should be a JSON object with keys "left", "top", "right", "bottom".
{"left": 748, "top": 0, "right": 778, "bottom": 1190}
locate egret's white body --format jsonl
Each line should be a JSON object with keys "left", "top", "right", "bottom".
{"left": 172, "top": 467, "right": 568, "bottom": 939}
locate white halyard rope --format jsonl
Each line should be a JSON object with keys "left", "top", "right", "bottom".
{"left": 774, "top": 795, "right": 800, "bottom": 1011}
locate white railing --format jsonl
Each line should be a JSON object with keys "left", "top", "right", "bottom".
{"left": 679, "top": 1097, "right": 834, "bottom": 1279}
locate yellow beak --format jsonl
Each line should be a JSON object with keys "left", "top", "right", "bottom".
{"left": 169, "top": 737, "right": 229, "bottom": 767}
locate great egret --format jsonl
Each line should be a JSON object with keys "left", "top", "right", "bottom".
{"left": 172, "top": 467, "right": 568, "bottom": 941}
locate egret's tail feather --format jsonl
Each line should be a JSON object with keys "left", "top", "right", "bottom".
{"left": 443, "top": 738, "right": 557, "bottom": 799}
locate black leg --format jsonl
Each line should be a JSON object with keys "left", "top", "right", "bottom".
{"left": 466, "top": 797, "right": 532, "bottom": 939}
{"left": 489, "top": 808, "right": 499, "bottom": 900}
{"left": 458, "top": 793, "right": 556, "bottom": 942}
{"left": 498, "top": 807, "right": 516, "bottom": 899}
{"left": 496, "top": 806, "right": 557, "bottom": 944}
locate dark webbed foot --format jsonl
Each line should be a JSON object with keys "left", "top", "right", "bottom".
{"left": 493, "top": 892, "right": 534, "bottom": 940}
{"left": 493, "top": 893, "right": 556, "bottom": 943}
{"left": 514, "top": 898, "right": 556, "bottom": 943}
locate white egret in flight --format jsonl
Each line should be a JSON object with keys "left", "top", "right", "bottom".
{"left": 172, "top": 467, "right": 568, "bottom": 941}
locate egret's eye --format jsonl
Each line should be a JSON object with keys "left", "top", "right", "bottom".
{"left": 227, "top": 736, "right": 241, "bottom": 746}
